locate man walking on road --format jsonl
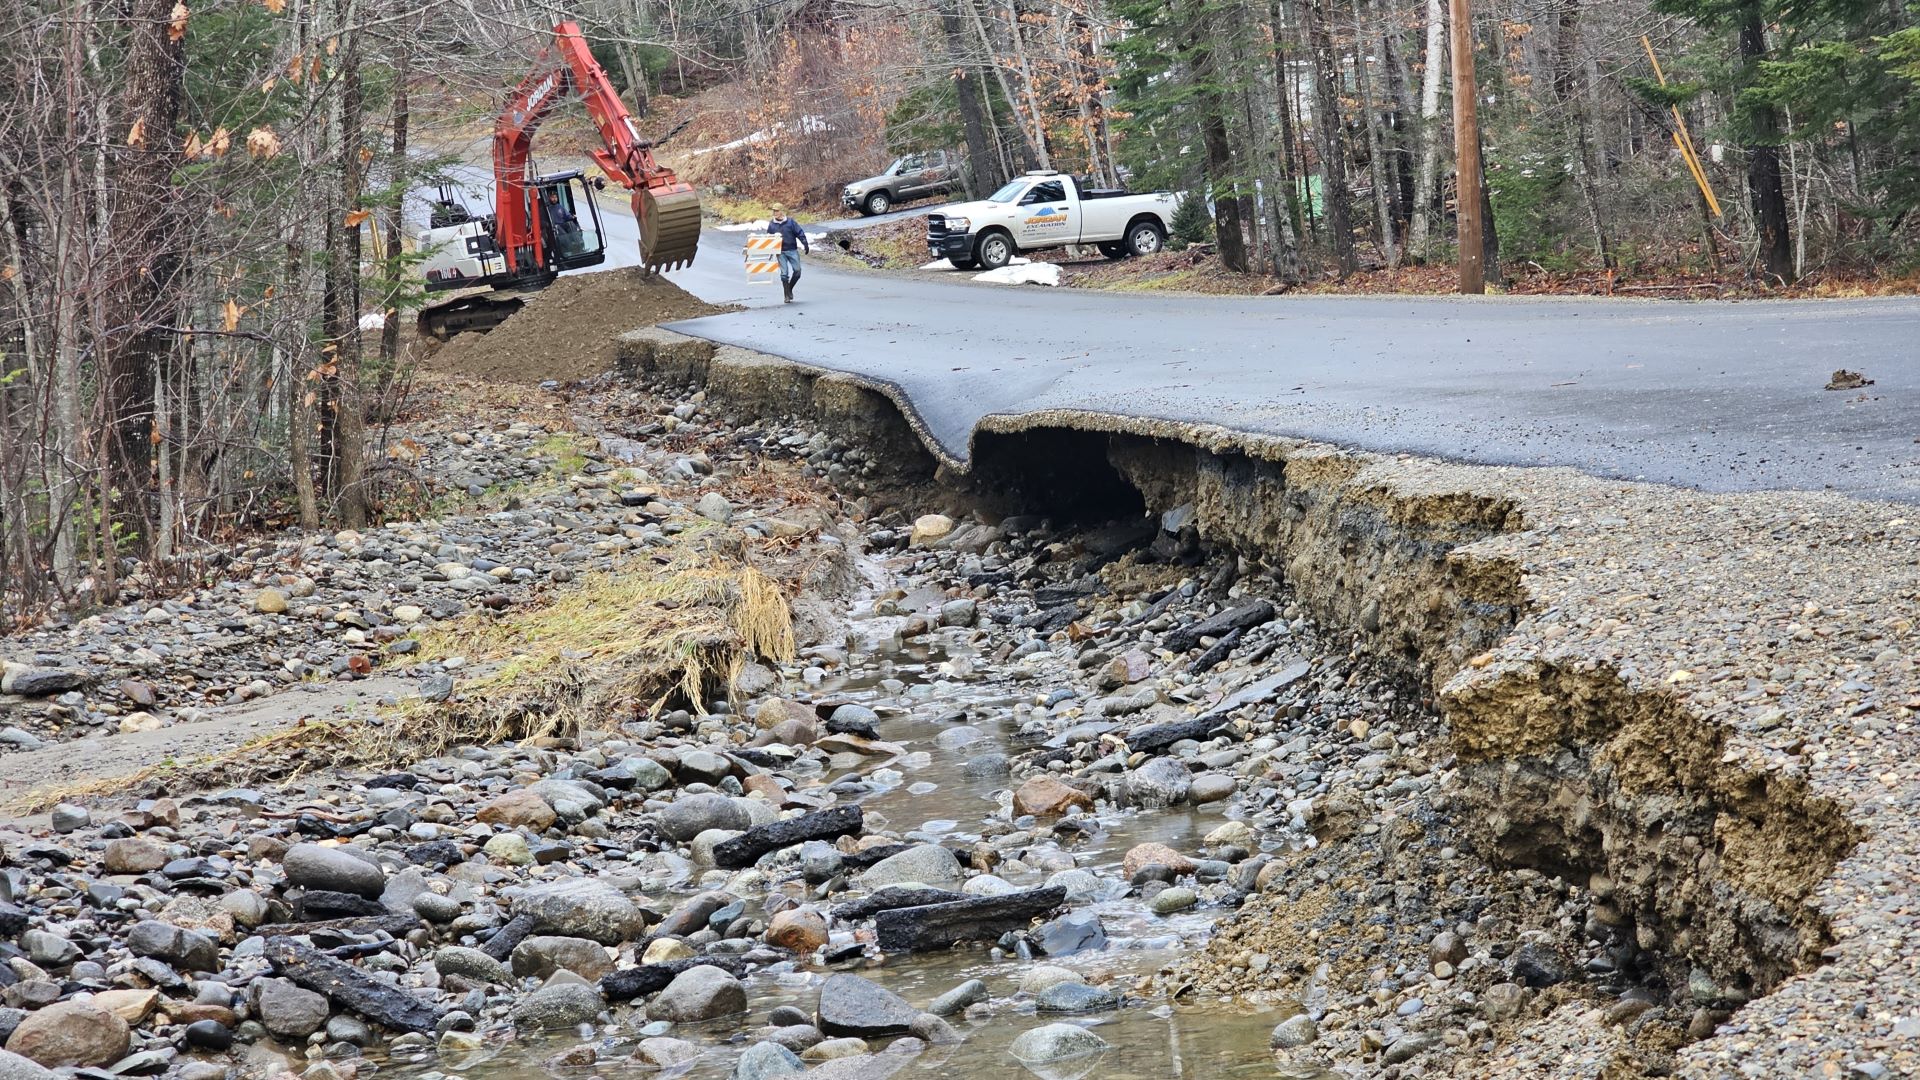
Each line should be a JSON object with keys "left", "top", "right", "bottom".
{"left": 768, "top": 205, "right": 810, "bottom": 303}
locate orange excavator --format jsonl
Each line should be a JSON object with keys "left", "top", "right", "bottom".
{"left": 417, "top": 21, "right": 700, "bottom": 339}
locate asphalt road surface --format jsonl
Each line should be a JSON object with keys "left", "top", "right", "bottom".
{"left": 658, "top": 231, "right": 1920, "bottom": 502}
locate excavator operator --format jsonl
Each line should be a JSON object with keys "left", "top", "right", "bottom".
{"left": 544, "top": 188, "right": 584, "bottom": 256}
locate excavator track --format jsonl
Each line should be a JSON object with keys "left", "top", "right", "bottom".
{"left": 416, "top": 289, "right": 528, "bottom": 341}
{"left": 638, "top": 186, "right": 702, "bottom": 272}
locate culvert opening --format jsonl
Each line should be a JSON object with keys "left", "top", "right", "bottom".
{"left": 969, "top": 428, "right": 1146, "bottom": 525}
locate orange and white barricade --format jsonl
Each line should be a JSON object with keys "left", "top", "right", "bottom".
{"left": 744, "top": 234, "right": 781, "bottom": 284}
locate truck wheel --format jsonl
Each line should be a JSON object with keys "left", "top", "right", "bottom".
{"left": 864, "top": 191, "right": 892, "bottom": 216}
{"left": 1098, "top": 242, "right": 1128, "bottom": 260}
{"left": 1126, "top": 220, "right": 1166, "bottom": 257}
{"left": 975, "top": 231, "right": 1014, "bottom": 271}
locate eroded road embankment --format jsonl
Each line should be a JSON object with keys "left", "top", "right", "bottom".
{"left": 623, "top": 326, "right": 1920, "bottom": 1078}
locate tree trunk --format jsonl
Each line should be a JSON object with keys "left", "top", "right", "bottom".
{"left": 324, "top": 0, "right": 367, "bottom": 527}
{"left": 1352, "top": 0, "right": 1398, "bottom": 267}
{"left": 1269, "top": 0, "right": 1308, "bottom": 245}
{"left": 1739, "top": 6, "right": 1793, "bottom": 283}
{"left": 1552, "top": 0, "right": 1610, "bottom": 267}
{"left": 1188, "top": 2, "right": 1249, "bottom": 273}
{"left": 100, "top": 0, "right": 188, "bottom": 539}
{"left": 1408, "top": 0, "right": 1446, "bottom": 258}
{"left": 944, "top": 4, "right": 1003, "bottom": 195}
{"left": 1307, "top": 0, "right": 1357, "bottom": 276}
{"left": 1001, "top": 1, "right": 1053, "bottom": 170}
{"left": 378, "top": 44, "right": 409, "bottom": 374}
{"left": 1478, "top": 127, "right": 1502, "bottom": 285}
{"left": 966, "top": 0, "right": 1043, "bottom": 171}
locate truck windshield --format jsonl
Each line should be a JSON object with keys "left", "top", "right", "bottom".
{"left": 985, "top": 180, "right": 1029, "bottom": 203}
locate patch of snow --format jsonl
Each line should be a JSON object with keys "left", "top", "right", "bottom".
{"left": 973, "top": 262, "right": 1060, "bottom": 287}
{"left": 357, "top": 311, "right": 388, "bottom": 330}
{"left": 919, "top": 259, "right": 961, "bottom": 271}
{"left": 690, "top": 115, "right": 834, "bottom": 157}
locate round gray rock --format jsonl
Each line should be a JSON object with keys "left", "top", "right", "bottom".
{"left": 733, "top": 1040, "right": 804, "bottom": 1080}
{"left": 1035, "top": 982, "right": 1118, "bottom": 1014}
{"left": 856, "top": 844, "right": 962, "bottom": 891}
{"left": 1008, "top": 1023, "right": 1110, "bottom": 1064}
{"left": 511, "top": 983, "right": 606, "bottom": 1031}
{"left": 647, "top": 965, "right": 748, "bottom": 1023}
{"left": 1125, "top": 757, "right": 1192, "bottom": 809}
{"left": 433, "top": 946, "right": 511, "bottom": 985}
{"left": 1270, "top": 1013, "right": 1318, "bottom": 1049}
{"left": 282, "top": 843, "right": 386, "bottom": 898}
{"left": 251, "top": 977, "right": 329, "bottom": 1040}
{"left": 512, "top": 878, "right": 647, "bottom": 944}
{"left": 659, "top": 793, "right": 753, "bottom": 842}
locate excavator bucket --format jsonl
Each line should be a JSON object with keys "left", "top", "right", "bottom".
{"left": 636, "top": 184, "right": 702, "bottom": 272}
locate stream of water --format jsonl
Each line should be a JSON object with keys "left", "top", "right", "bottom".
{"left": 389, "top": 560, "right": 1300, "bottom": 1080}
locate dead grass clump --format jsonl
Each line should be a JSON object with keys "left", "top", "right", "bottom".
{"left": 383, "top": 549, "right": 794, "bottom": 759}
{"left": 14, "top": 545, "right": 796, "bottom": 814}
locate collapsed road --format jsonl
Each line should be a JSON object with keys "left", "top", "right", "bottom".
{"left": 657, "top": 230, "right": 1920, "bottom": 502}
{"left": 617, "top": 323, "right": 1920, "bottom": 1078}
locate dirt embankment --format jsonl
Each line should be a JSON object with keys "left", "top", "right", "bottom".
{"left": 423, "top": 269, "right": 734, "bottom": 385}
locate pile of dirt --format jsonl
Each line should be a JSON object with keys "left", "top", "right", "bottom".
{"left": 424, "top": 268, "right": 734, "bottom": 384}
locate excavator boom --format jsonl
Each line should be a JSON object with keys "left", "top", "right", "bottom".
{"left": 496, "top": 21, "right": 701, "bottom": 274}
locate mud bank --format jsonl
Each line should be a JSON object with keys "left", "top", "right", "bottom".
{"left": 627, "top": 327, "right": 1920, "bottom": 1078}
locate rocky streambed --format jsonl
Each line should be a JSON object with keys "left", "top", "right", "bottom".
{"left": 0, "top": 361, "right": 1853, "bottom": 1080}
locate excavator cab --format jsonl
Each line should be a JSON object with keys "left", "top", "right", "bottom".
{"left": 532, "top": 171, "right": 607, "bottom": 272}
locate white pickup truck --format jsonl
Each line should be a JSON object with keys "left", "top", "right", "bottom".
{"left": 927, "top": 171, "right": 1177, "bottom": 271}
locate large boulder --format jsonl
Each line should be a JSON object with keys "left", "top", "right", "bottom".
{"left": 433, "top": 946, "right": 510, "bottom": 985}
{"left": 734, "top": 1040, "right": 805, "bottom": 1080}
{"left": 659, "top": 793, "right": 753, "bottom": 842}
{"left": 511, "top": 936, "right": 614, "bottom": 981}
{"left": 511, "top": 879, "right": 647, "bottom": 945}
{"left": 1124, "top": 756, "right": 1192, "bottom": 809}
{"left": 251, "top": 977, "right": 329, "bottom": 1040}
{"left": 1008, "top": 1023, "right": 1110, "bottom": 1064}
{"left": 1013, "top": 776, "right": 1094, "bottom": 817}
{"left": 529, "top": 778, "right": 608, "bottom": 821}
{"left": 3, "top": 1002, "right": 129, "bottom": 1068}
{"left": 126, "top": 921, "right": 220, "bottom": 972}
{"left": 0, "top": 668, "right": 86, "bottom": 698}
{"left": 857, "top": 845, "right": 962, "bottom": 891}
{"left": 647, "top": 965, "right": 748, "bottom": 1023}
{"left": 816, "top": 974, "right": 917, "bottom": 1038}
{"left": 282, "top": 843, "right": 386, "bottom": 898}
{"left": 766, "top": 908, "right": 829, "bottom": 954}
{"left": 475, "top": 789, "right": 556, "bottom": 831}
{"left": 511, "top": 984, "right": 606, "bottom": 1031}
{"left": 102, "top": 838, "right": 168, "bottom": 875}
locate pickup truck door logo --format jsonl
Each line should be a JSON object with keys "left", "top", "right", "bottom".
{"left": 1023, "top": 205, "right": 1069, "bottom": 242}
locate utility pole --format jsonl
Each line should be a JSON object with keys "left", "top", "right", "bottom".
{"left": 1449, "top": 0, "right": 1484, "bottom": 293}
